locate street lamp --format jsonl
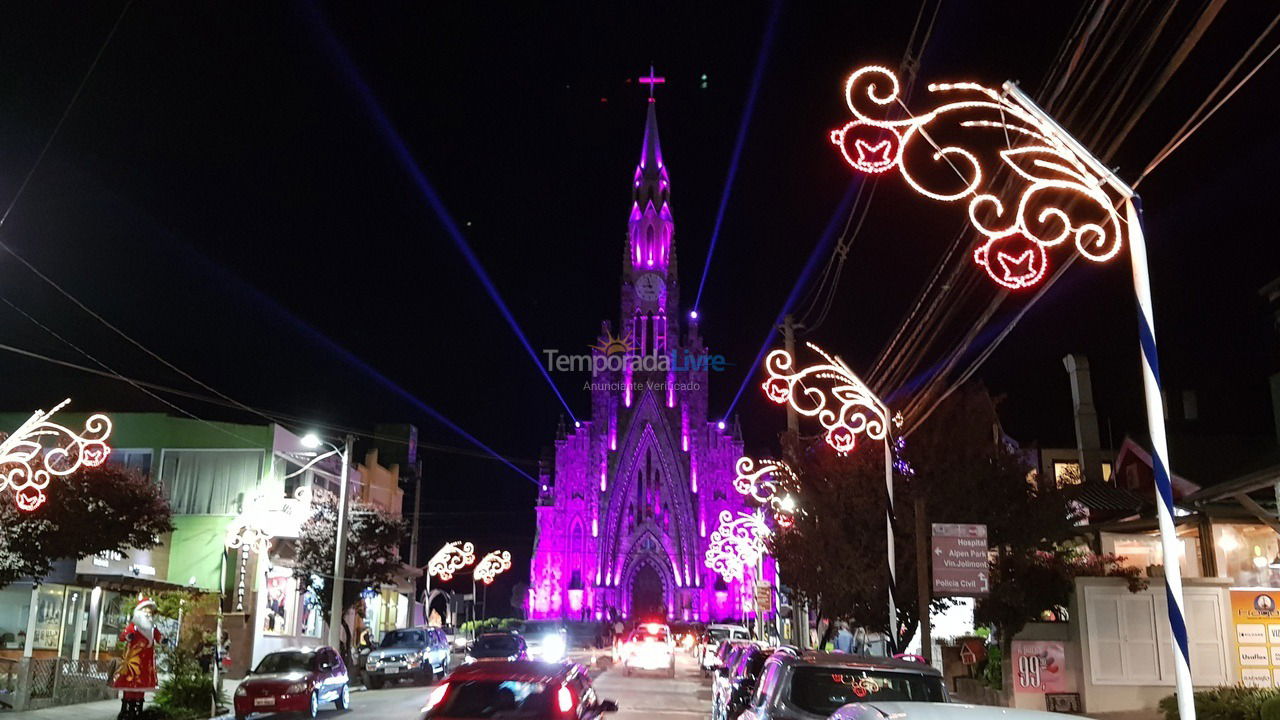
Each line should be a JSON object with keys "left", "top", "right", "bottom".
{"left": 830, "top": 64, "right": 1194, "bottom": 718}
{"left": 762, "top": 342, "right": 902, "bottom": 652}
{"left": 299, "top": 432, "right": 356, "bottom": 652}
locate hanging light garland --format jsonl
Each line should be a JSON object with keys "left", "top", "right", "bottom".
{"left": 225, "top": 486, "right": 314, "bottom": 555}
{"left": 475, "top": 549, "right": 513, "bottom": 585}
{"left": 734, "top": 456, "right": 799, "bottom": 528}
{"left": 0, "top": 399, "right": 112, "bottom": 512}
{"left": 762, "top": 342, "right": 899, "bottom": 455}
{"left": 428, "top": 541, "right": 477, "bottom": 582}
{"left": 829, "top": 65, "right": 1128, "bottom": 290}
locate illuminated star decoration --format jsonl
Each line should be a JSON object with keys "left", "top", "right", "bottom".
{"left": 704, "top": 510, "right": 771, "bottom": 583}
{"left": 0, "top": 399, "right": 112, "bottom": 512}
{"left": 225, "top": 486, "right": 314, "bottom": 555}
{"left": 474, "top": 549, "right": 513, "bottom": 585}
{"left": 829, "top": 65, "right": 1127, "bottom": 290}
{"left": 427, "top": 541, "right": 477, "bottom": 582}
{"left": 734, "top": 456, "right": 799, "bottom": 528}
{"left": 761, "top": 342, "right": 896, "bottom": 455}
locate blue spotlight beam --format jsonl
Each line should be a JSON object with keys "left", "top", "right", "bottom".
{"left": 723, "top": 180, "right": 861, "bottom": 419}
{"left": 692, "top": 0, "right": 784, "bottom": 313}
{"left": 301, "top": 4, "right": 578, "bottom": 425}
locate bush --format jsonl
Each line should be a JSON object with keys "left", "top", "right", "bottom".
{"left": 980, "top": 645, "right": 1002, "bottom": 690}
{"left": 1159, "top": 686, "right": 1280, "bottom": 720}
{"left": 153, "top": 648, "right": 226, "bottom": 720}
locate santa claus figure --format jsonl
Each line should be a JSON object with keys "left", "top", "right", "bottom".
{"left": 111, "top": 597, "right": 163, "bottom": 720}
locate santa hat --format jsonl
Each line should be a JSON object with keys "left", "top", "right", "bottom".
{"left": 135, "top": 597, "right": 157, "bottom": 612}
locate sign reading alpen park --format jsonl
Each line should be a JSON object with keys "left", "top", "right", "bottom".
{"left": 931, "top": 523, "right": 989, "bottom": 597}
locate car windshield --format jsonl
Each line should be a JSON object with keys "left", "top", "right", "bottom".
{"left": 788, "top": 668, "right": 946, "bottom": 716}
{"left": 254, "top": 651, "right": 313, "bottom": 674}
{"left": 381, "top": 630, "right": 425, "bottom": 648}
{"left": 433, "top": 680, "right": 553, "bottom": 718}
{"left": 520, "top": 622, "right": 562, "bottom": 637}
{"left": 633, "top": 629, "right": 669, "bottom": 643}
{"left": 709, "top": 628, "right": 732, "bottom": 641}
{"left": 473, "top": 635, "right": 520, "bottom": 656}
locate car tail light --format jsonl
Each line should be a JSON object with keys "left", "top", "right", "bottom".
{"left": 557, "top": 686, "right": 574, "bottom": 713}
{"left": 422, "top": 683, "right": 448, "bottom": 713}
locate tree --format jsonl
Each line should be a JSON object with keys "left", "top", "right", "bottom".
{"left": 292, "top": 490, "right": 405, "bottom": 657}
{"left": 769, "top": 383, "right": 1082, "bottom": 650}
{"left": 0, "top": 464, "right": 174, "bottom": 587}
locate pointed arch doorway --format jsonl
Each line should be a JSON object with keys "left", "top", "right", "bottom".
{"left": 630, "top": 563, "right": 666, "bottom": 621}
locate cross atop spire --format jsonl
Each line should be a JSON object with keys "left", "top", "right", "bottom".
{"left": 639, "top": 64, "right": 665, "bottom": 102}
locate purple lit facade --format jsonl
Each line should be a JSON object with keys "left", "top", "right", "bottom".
{"left": 528, "top": 100, "right": 756, "bottom": 623}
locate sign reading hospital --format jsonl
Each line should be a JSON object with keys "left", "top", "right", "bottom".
{"left": 932, "top": 523, "right": 989, "bottom": 597}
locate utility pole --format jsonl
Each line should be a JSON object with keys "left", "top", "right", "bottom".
{"left": 781, "top": 314, "right": 806, "bottom": 649}
{"left": 408, "top": 460, "right": 423, "bottom": 622}
{"left": 327, "top": 434, "right": 355, "bottom": 653}
{"left": 914, "top": 496, "right": 931, "bottom": 664}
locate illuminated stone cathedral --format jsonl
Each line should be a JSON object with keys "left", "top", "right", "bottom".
{"left": 527, "top": 93, "right": 752, "bottom": 622}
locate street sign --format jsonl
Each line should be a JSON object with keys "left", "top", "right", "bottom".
{"left": 932, "top": 523, "right": 989, "bottom": 597}
{"left": 755, "top": 582, "right": 773, "bottom": 614}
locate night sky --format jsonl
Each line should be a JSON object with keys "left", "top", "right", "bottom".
{"left": 0, "top": 2, "right": 1276, "bottom": 614}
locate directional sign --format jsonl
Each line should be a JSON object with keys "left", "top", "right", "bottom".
{"left": 755, "top": 582, "right": 774, "bottom": 614}
{"left": 932, "top": 523, "right": 989, "bottom": 597}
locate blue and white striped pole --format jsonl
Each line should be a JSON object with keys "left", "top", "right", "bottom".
{"left": 1127, "top": 197, "right": 1195, "bottom": 720}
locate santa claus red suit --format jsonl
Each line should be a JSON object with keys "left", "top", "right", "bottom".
{"left": 111, "top": 598, "right": 163, "bottom": 719}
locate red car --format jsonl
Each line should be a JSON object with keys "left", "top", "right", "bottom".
{"left": 420, "top": 660, "right": 619, "bottom": 719}
{"left": 234, "top": 646, "right": 350, "bottom": 720}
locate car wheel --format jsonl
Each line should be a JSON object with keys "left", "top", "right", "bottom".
{"left": 235, "top": 715, "right": 248, "bottom": 720}
{"left": 307, "top": 691, "right": 319, "bottom": 719}
{"left": 365, "top": 674, "right": 384, "bottom": 690}
{"left": 334, "top": 684, "right": 350, "bottom": 711}
{"left": 415, "top": 668, "right": 432, "bottom": 686}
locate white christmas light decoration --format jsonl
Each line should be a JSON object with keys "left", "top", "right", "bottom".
{"left": 762, "top": 342, "right": 897, "bottom": 455}
{"left": 734, "top": 456, "right": 799, "bottom": 528}
{"left": 427, "top": 540, "right": 477, "bottom": 582}
{"left": 475, "top": 549, "right": 513, "bottom": 585}
{"left": 225, "top": 486, "right": 314, "bottom": 555}
{"left": 0, "top": 399, "right": 112, "bottom": 512}
{"left": 704, "top": 510, "right": 770, "bottom": 583}
{"left": 830, "top": 65, "right": 1127, "bottom": 290}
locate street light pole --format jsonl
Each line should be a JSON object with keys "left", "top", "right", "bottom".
{"left": 326, "top": 434, "right": 355, "bottom": 652}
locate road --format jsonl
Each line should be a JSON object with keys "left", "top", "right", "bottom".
{"left": 245, "top": 651, "right": 711, "bottom": 720}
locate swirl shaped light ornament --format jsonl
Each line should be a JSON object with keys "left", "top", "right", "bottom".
{"left": 734, "top": 456, "right": 798, "bottom": 528}
{"left": 0, "top": 399, "right": 112, "bottom": 512}
{"left": 830, "top": 65, "right": 1127, "bottom": 290}
{"left": 475, "top": 549, "right": 513, "bottom": 585}
{"left": 225, "top": 486, "right": 314, "bottom": 555}
{"left": 704, "top": 510, "right": 771, "bottom": 584}
{"left": 428, "top": 541, "right": 477, "bottom": 582}
{"left": 762, "top": 342, "right": 895, "bottom": 455}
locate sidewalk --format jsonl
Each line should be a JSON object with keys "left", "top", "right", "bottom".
{"left": 0, "top": 697, "right": 233, "bottom": 720}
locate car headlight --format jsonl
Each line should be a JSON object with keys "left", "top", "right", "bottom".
{"left": 541, "top": 634, "right": 566, "bottom": 662}
{"left": 454, "top": 638, "right": 467, "bottom": 648}
{"left": 286, "top": 682, "right": 309, "bottom": 694}
{"left": 235, "top": 685, "right": 248, "bottom": 697}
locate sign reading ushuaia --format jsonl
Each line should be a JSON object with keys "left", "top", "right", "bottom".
{"left": 932, "top": 523, "right": 989, "bottom": 597}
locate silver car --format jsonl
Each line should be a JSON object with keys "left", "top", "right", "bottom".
{"left": 363, "top": 627, "right": 449, "bottom": 689}
{"left": 738, "top": 652, "right": 947, "bottom": 720}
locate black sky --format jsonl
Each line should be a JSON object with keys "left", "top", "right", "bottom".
{"left": 0, "top": 2, "right": 1277, "bottom": 613}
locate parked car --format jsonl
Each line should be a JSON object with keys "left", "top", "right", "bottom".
{"left": 364, "top": 627, "right": 450, "bottom": 689}
{"left": 711, "top": 643, "right": 754, "bottom": 718}
{"left": 233, "top": 646, "right": 349, "bottom": 720}
{"left": 618, "top": 623, "right": 675, "bottom": 678}
{"left": 701, "top": 624, "right": 752, "bottom": 674}
{"left": 714, "top": 645, "right": 772, "bottom": 720}
{"left": 465, "top": 631, "right": 529, "bottom": 663}
{"left": 420, "top": 660, "right": 620, "bottom": 719}
{"left": 520, "top": 620, "right": 569, "bottom": 662}
{"left": 828, "top": 703, "right": 1088, "bottom": 720}
{"left": 737, "top": 651, "right": 946, "bottom": 720}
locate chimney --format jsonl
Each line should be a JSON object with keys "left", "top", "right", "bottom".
{"left": 1064, "top": 354, "right": 1105, "bottom": 483}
